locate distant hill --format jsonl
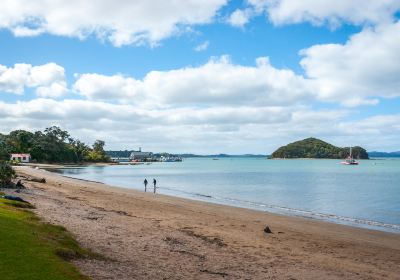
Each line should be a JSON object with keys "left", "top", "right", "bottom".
{"left": 106, "top": 150, "right": 132, "bottom": 158}
{"left": 179, "top": 154, "right": 266, "bottom": 158}
{"left": 368, "top": 151, "right": 400, "bottom": 157}
{"left": 106, "top": 151, "right": 266, "bottom": 158}
{"left": 271, "top": 138, "right": 369, "bottom": 159}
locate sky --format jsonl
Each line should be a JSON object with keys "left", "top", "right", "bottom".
{"left": 0, "top": 0, "right": 400, "bottom": 154}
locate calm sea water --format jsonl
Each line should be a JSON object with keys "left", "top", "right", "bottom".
{"left": 55, "top": 157, "right": 400, "bottom": 233}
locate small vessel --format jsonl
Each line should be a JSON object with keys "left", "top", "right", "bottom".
{"left": 341, "top": 147, "right": 359, "bottom": 165}
{"left": 159, "top": 156, "right": 183, "bottom": 162}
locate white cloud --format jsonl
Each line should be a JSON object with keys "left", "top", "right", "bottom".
{"left": 35, "top": 82, "right": 68, "bottom": 98}
{"left": 163, "top": 106, "right": 291, "bottom": 125}
{"left": 0, "top": 63, "right": 31, "bottom": 94}
{"left": 0, "top": 98, "right": 293, "bottom": 150}
{"left": 232, "top": 0, "right": 400, "bottom": 28}
{"left": 0, "top": 99, "right": 292, "bottom": 127}
{"left": 73, "top": 73, "right": 142, "bottom": 101}
{"left": 0, "top": 62, "right": 67, "bottom": 97}
{"left": 74, "top": 25, "right": 400, "bottom": 108}
{"left": 339, "top": 114, "right": 400, "bottom": 134}
{"left": 73, "top": 56, "right": 313, "bottom": 107}
{"left": 1, "top": 98, "right": 399, "bottom": 153}
{"left": 0, "top": 0, "right": 227, "bottom": 46}
{"left": 227, "top": 9, "right": 253, "bottom": 27}
{"left": 194, "top": 41, "right": 210, "bottom": 51}
{"left": 264, "top": 0, "right": 400, "bottom": 26}
{"left": 300, "top": 21, "right": 400, "bottom": 106}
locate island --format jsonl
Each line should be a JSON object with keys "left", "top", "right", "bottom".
{"left": 270, "top": 137, "right": 369, "bottom": 159}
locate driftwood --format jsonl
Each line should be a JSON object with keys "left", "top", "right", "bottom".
{"left": 16, "top": 176, "right": 46, "bottom": 184}
{"left": 27, "top": 177, "right": 46, "bottom": 183}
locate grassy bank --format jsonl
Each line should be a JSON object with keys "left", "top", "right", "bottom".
{"left": 0, "top": 193, "right": 93, "bottom": 280}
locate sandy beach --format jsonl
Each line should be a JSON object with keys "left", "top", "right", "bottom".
{"left": 7, "top": 166, "right": 400, "bottom": 280}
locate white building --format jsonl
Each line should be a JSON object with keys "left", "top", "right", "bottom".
{"left": 129, "top": 148, "right": 153, "bottom": 161}
{"left": 10, "top": 153, "right": 31, "bottom": 163}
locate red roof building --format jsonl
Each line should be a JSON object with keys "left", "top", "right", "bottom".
{"left": 10, "top": 153, "right": 31, "bottom": 163}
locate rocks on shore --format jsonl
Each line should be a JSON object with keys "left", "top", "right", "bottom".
{"left": 1, "top": 180, "right": 25, "bottom": 189}
{"left": 16, "top": 180, "right": 25, "bottom": 188}
{"left": 264, "top": 226, "right": 272, "bottom": 234}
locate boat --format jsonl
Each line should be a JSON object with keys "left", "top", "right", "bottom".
{"left": 159, "top": 156, "right": 183, "bottom": 162}
{"left": 341, "top": 147, "right": 359, "bottom": 165}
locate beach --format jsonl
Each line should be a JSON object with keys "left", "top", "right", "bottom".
{"left": 9, "top": 166, "right": 400, "bottom": 280}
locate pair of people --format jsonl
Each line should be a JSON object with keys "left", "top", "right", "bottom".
{"left": 143, "top": 178, "right": 156, "bottom": 193}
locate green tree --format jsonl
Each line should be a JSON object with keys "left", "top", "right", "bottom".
{"left": 44, "top": 126, "right": 70, "bottom": 142}
{"left": 85, "top": 140, "right": 110, "bottom": 162}
{"left": 0, "top": 127, "right": 111, "bottom": 164}
{"left": 271, "top": 138, "right": 369, "bottom": 159}
{"left": 6, "top": 130, "right": 34, "bottom": 153}
{"left": 0, "top": 134, "right": 10, "bottom": 161}
{"left": 0, "top": 161, "right": 16, "bottom": 187}
{"left": 70, "top": 140, "right": 90, "bottom": 163}
{"left": 93, "top": 140, "right": 105, "bottom": 152}
{"left": 35, "top": 126, "right": 75, "bottom": 163}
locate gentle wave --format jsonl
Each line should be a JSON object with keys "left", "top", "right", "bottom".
{"left": 159, "top": 186, "right": 400, "bottom": 232}
{"left": 51, "top": 159, "right": 400, "bottom": 234}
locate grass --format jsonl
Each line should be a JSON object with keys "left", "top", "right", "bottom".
{"left": 0, "top": 197, "right": 99, "bottom": 280}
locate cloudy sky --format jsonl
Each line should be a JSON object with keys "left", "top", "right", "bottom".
{"left": 1, "top": 0, "right": 400, "bottom": 153}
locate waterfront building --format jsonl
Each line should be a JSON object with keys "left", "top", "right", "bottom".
{"left": 129, "top": 148, "right": 153, "bottom": 161}
{"left": 10, "top": 153, "right": 31, "bottom": 163}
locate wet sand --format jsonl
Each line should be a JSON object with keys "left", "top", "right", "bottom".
{"left": 9, "top": 166, "right": 400, "bottom": 279}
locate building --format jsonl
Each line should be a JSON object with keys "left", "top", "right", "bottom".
{"left": 129, "top": 148, "right": 153, "bottom": 161}
{"left": 110, "top": 157, "right": 130, "bottom": 163}
{"left": 10, "top": 153, "right": 31, "bottom": 163}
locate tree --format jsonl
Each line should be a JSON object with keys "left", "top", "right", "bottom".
{"left": 0, "top": 134, "right": 10, "bottom": 161}
{"left": 271, "top": 138, "right": 369, "bottom": 159}
{"left": 44, "top": 126, "right": 70, "bottom": 142}
{"left": 0, "top": 127, "right": 110, "bottom": 163}
{"left": 70, "top": 140, "right": 90, "bottom": 163}
{"left": 0, "top": 161, "right": 16, "bottom": 187}
{"left": 85, "top": 140, "right": 110, "bottom": 162}
{"left": 93, "top": 140, "right": 105, "bottom": 152}
{"left": 6, "top": 130, "right": 34, "bottom": 153}
{"left": 31, "top": 127, "right": 75, "bottom": 163}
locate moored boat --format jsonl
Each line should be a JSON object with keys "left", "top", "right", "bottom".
{"left": 341, "top": 147, "right": 359, "bottom": 165}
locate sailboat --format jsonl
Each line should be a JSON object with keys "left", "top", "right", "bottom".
{"left": 341, "top": 147, "right": 359, "bottom": 165}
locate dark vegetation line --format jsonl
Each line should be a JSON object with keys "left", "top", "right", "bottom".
{"left": 0, "top": 126, "right": 109, "bottom": 163}
{"left": 270, "top": 137, "right": 369, "bottom": 159}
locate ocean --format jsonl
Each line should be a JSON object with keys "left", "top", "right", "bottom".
{"left": 54, "top": 157, "right": 400, "bottom": 233}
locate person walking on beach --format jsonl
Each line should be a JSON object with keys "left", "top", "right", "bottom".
{"left": 144, "top": 178, "right": 148, "bottom": 192}
{"left": 153, "top": 178, "right": 157, "bottom": 194}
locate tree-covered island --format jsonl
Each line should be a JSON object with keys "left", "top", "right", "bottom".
{"left": 270, "top": 138, "right": 369, "bottom": 159}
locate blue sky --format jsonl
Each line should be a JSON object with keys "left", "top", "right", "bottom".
{"left": 1, "top": 0, "right": 400, "bottom": 153}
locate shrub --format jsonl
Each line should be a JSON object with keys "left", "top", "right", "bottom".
{"left": 8, "top": 159, "right": 21, "bottom": 166}
{"left": 0, "top": 161, "right": 16, "bottom": 187}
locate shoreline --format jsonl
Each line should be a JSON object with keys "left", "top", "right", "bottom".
{"left": 6, "top": 166, "right": 400, "bottom": 279}
{"left": 20, "top": 162, "right": 116, "bottom": 169}
{"left": 47, "top": 164, "right": 400, "bottom": 234}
